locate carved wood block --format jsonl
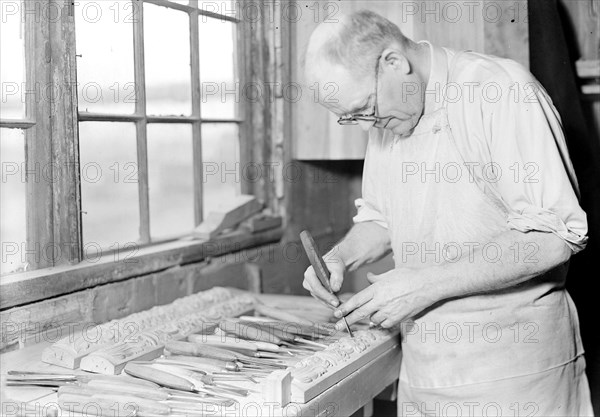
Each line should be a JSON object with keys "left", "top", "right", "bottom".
{"left": 289, "top": 330, "right": 399, "bottom": 403}
{"left": 40, "top": 343, "right": 107, "bottom": 370}
{"left": 262, "top": 370, "right": 292, "bottom": 407}
{"left": 75, "top": 294, "right": 256, "bottom": 375}
{"left": 79, "top": 343, "right": 165, "bottom": 375}
{"left": 41, "top": 287, "right": 239, "bottom": 369}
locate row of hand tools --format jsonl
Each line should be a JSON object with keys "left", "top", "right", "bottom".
{"left": 4, "top": 314, "right": 342, "bottom": 416}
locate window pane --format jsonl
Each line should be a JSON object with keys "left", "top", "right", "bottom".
{"left": 75, "top": 0, "right": 135, "bottom": 114}
{"left": 202, "top": 123, "right": 240, "bottom": 216}
{"left": 144, "top": 4, "right": 191, "bottom": 116}
{"left": 1, "top": 129, "right": 26, "bottom": 275}
{"left": 1, "top": 3, "right": 25, "bottom": 119}
{"left": 147, "top": 124, "right": 194, "bottom": 239}
{"left": 199, "top": 18, "right": 236, "bottom": 119}
{"left": 79, "top": 122, "right": 139, "bottom": 249}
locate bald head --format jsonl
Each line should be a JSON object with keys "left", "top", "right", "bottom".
{"left": 305, "top": 10, "right": 413, "bottom": 84}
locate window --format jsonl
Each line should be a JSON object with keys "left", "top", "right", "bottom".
{"left": 1, "top": 0, "right": 247, "bottom": 276}
{"left": 1, "top": 0, "right": 285, "bottom": 309}
{"left": 75, "top": 0, "right": 242, "bottom": 249}
{"left": 1, "top": 1, "right": 44, "bottom": 275}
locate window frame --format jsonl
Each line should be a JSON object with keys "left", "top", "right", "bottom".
{"left": 0, "top": 0, "right": 287, "bottom": 309}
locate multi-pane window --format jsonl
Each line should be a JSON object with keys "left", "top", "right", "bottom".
{"left": 75, "top": 0, "right": 242, "bottom": 249}
{"left": 1, "top": 3, "right": 32, "bottom": 275}
{"left": 1, "top": 0, "right": 245, "bottom": 276}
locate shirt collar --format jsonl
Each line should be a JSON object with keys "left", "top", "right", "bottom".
{"left": 419, "top": 40, "right": 449, "bottom": 114}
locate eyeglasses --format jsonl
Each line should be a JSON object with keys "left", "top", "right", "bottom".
{"left": 337, "top": 57, "right": 381, "bottom": 126}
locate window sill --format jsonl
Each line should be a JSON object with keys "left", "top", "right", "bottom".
{"left": 0, "top": 227, "right": 283, "bottom": 310}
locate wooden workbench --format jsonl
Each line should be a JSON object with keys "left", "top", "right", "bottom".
{"left": 1, "top": 294, "right": 402, "bottom": 417}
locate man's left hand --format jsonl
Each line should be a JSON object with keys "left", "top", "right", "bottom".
{"left": 333, "top": 268, "right": 437, "bottom": 329}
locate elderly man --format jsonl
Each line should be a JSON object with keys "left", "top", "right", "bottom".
{"left": 302, "top": 10, "right": 593, "bottom": 416}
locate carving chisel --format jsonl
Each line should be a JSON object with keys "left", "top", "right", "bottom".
{"left": 188, "top": 333, "right": 284, "bottom": 354}
{"left": 123, "top": 362, "right": 241, "bottom": 402}
{"left": 164, "top": 355, "right": 240, "bottom": 372}
{"left": 218, "top": 319, "right": 284, "bottom": 345}
{"left": 154, "top": 358, "right": 259, "bottom": 383}
{"left": 165, "top": 341, "right": 288, "bottom": 369}
{"left": 254, "top": 304, "right": 315, "bottom": 326}
{"left": 5, "top": 371, "right": 160, "bottom": 388}
{"left": 235, "top": 317, "right": 331, "bottom": 342}
{"left": 145, "top": 363, "right": 251, "bottom": 397}
{"left": 59, "top": 383, "right": 234, "bottom": 406}
{"left": 300, "top": 230, "right": 354, "bottom": 337}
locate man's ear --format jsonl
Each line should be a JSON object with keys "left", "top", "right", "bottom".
{"left": 380, "top": 48, "right": 411, "bottom": 75}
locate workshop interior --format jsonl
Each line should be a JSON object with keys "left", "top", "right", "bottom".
{"left": 1, "top": 0, "right": 599, "bottom": 416}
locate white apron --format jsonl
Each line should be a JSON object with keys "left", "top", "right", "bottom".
{"left": 362, "top": 53, "right": 594, "bottom": 416}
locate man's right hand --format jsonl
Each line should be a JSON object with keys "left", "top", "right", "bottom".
{"left": 302, "top": 249, "right": 346, "bottom": 307}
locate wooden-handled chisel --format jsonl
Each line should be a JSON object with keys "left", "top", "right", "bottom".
{"left": 165, "top": 341, "right": 288, "bottom": 369}
{"left": 300, "top": 230, "right": 354, "bottom": 337}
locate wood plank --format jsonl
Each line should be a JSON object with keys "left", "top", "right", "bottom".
{"left": 25, "top": 0, "right": 53, "bottom": 270}
{"left": 49, "top": 0, "right": 82, "bottom": 266}
{"left": 0, "top": 228, "right": 282, "bottom": 310}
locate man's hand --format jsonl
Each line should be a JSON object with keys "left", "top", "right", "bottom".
{"left": 302, "top": 249, "right": 346, "bottom": 307}
{"left": 333, "top": 268, "right": 436, "bottom": 329}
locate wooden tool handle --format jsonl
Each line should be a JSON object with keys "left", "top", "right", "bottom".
{"left": 255, "top": 304, "right": 315, "bottom": 326}
{"left": 93, "top": 393, "right": 170, "bottom": 415}
{"left": 58, "top": 385, "right": 98, "bottom": 397}
{"left": 219, "top": 319, "right": 284, "bottom": 345}
{"left": 76, "top": 373, "right": 160, "bottom": 388}
{"left": 166, "top": 354, "right": 239, "bottom": 372}
{"left": 300, "top": 230, "right": 334, "bottom": 293}
{"left": 166, "top": 341, "right": 238, "bottom": 362}
{"left": 87, "top": 379, "right": 169, "bottom": 401}
{"left": 239, "top": 318, "right": 330, "bottom": 339}
{"left": 124, "top": 362, "right": 195, "bottom": 392}
{"left": 58, "top": 393, "right": 137, "bottom": 416}
{"left": 188, "top": 334, "right": 258, "bottom": 352}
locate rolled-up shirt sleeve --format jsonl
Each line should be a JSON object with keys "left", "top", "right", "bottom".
{"left": 353, "top": 133, "right": 389, "bottom": 229}
{"left": 353, "top": 198, "right": 388, "bottom": 229}
{"left": 485, "top": 72, "right": 588, "bottom": 252}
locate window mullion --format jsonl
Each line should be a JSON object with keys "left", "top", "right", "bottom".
{"left": 25, "top": 0, "right": 54, "bottom": 270}
{"left": 133, "top": 0, "right": 151, "bottom": 243}
{"left": 46, "top": 0, "right": 83, "bottom": 267}
{"left": 190, "top": 5, "right": 203, "bottom": 225}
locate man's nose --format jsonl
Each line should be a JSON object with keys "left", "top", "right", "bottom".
{"left": 357, "top": 120, "right": 374, "bottom": 131}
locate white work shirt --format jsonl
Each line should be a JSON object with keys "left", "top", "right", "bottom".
{"left": 352, "top": 42, "right": 594, "bottom": 415}
{"left": 354, "top": 42, "right": 588, "bottom": 253}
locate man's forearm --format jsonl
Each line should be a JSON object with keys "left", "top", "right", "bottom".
{"left": 423, "top": 229, "right": 572, "bottom": 303}
{"left": 328, "top": 222, "right": 392, "bottom": 271}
